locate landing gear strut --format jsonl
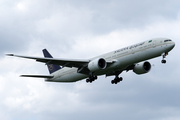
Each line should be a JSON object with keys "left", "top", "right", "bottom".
{"left": 111, "top": 76, "right": 123, "bottom": 84}
{"left": 161, "top": 52, "right": 168, "bottom": 64}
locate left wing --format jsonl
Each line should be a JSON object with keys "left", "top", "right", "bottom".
{"left": 6, "top": 54, "right": 90, "bottom": 68}
{"left": 20, "top": 75, "right": 54, "bottom": 78}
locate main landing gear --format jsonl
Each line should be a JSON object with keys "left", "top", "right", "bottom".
{"left": 161, "top": 52, "right": 168, "bottom": 64}
{"left": 86, "top": 75, "right": 97, "bottom": 83}
{"left": 111, "top": 76, "right": 123, "bottom": 84}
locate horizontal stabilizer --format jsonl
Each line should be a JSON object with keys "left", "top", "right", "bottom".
{"left": 20, "top": 75, "right": 54, "bottom": 78}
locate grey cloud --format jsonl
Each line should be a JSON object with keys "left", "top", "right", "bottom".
{"left": 63, "top": 0, "right": 180, "bottom": 32}
{"left": 2, "top": 0, "right": 180, "bottom": 56}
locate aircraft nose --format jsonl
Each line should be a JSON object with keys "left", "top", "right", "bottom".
{"left": 169, "top": 41, "right": 175, "bottom": 51}
{"left": 171, "top": 42, "right": 175, "bottom": 48}
{"left": 166, "top": 41, "right": 175, "bottom": 52}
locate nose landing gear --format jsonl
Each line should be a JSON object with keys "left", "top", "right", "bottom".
{"left": 161, "top": 52, "right": 168, "bottom": 64}
{"left": 161, "top": 60, "right": 166, "bottom": 64}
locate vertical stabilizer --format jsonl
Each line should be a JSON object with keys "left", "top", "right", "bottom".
{"left": 42, "top": 49, "right": 61, "bottom": 74}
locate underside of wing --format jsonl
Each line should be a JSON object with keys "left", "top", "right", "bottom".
{"left": 106, "top": 64, "right": 135, "bottom": 77}
{"left": 20, "top": 75, "right": 54, "bottom": 78}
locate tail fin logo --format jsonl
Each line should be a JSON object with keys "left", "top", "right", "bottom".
{"left": 48, "top": 64, "right": 54, "bottom": 71}
{"left": 43, "top": 49, "right": 61, "bottom": 74}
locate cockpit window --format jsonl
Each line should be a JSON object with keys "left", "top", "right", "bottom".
{"left": 164, "top": 39, "right": 172, "bottom": 42}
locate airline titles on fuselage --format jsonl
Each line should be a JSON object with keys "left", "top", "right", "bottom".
{"left": 114, "top": 42, "right": 145, "bottom": 54}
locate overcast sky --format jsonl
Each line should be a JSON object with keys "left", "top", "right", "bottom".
{"left": 0, "top": 0, "right": 180, "bottom": 120}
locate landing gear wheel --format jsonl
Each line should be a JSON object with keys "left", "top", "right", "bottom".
{"left": 119, "top": 77, "right": 123, "bottom": 81}
{"left": 111, "top": 80, "right": 115, "bottom": 84}
{"left": 86, "top": 79, "right": 90, "bottom": 83}
{"left": 161, "top": 60, "right": 166, "bottom": 64}
{"left": 86, "top": 75, "right": 98, "bottom": 83}
{"left": 111, "top": 77, "right": 123, "bottom": 84}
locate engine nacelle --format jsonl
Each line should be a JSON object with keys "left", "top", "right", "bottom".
{"left": 88, "top": 58, "right": 107, "bottom": 72}
{"left": 133, "top": 61, "right": 151, "bottom": 75}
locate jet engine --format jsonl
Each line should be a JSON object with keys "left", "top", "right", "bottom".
{"left": 133, "top": 61, "right": 151, "bottom": 74}
{"left": 88, "top": 58, "right": 107, "bottom": 72}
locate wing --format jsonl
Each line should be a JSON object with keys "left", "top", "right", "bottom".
{"left": 20, "top": 75, "right": 54, "bottom": 78}
{"left": 6, "top": 54, "right": 90, "bottom": 68}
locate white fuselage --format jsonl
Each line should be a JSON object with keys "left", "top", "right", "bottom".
{"left": 46, "top": 38, "right": 175, "bottom": 82}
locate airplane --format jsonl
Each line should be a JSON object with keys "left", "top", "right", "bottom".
{"left": 6, "top": 38, "right": 175, "bottom": 84}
